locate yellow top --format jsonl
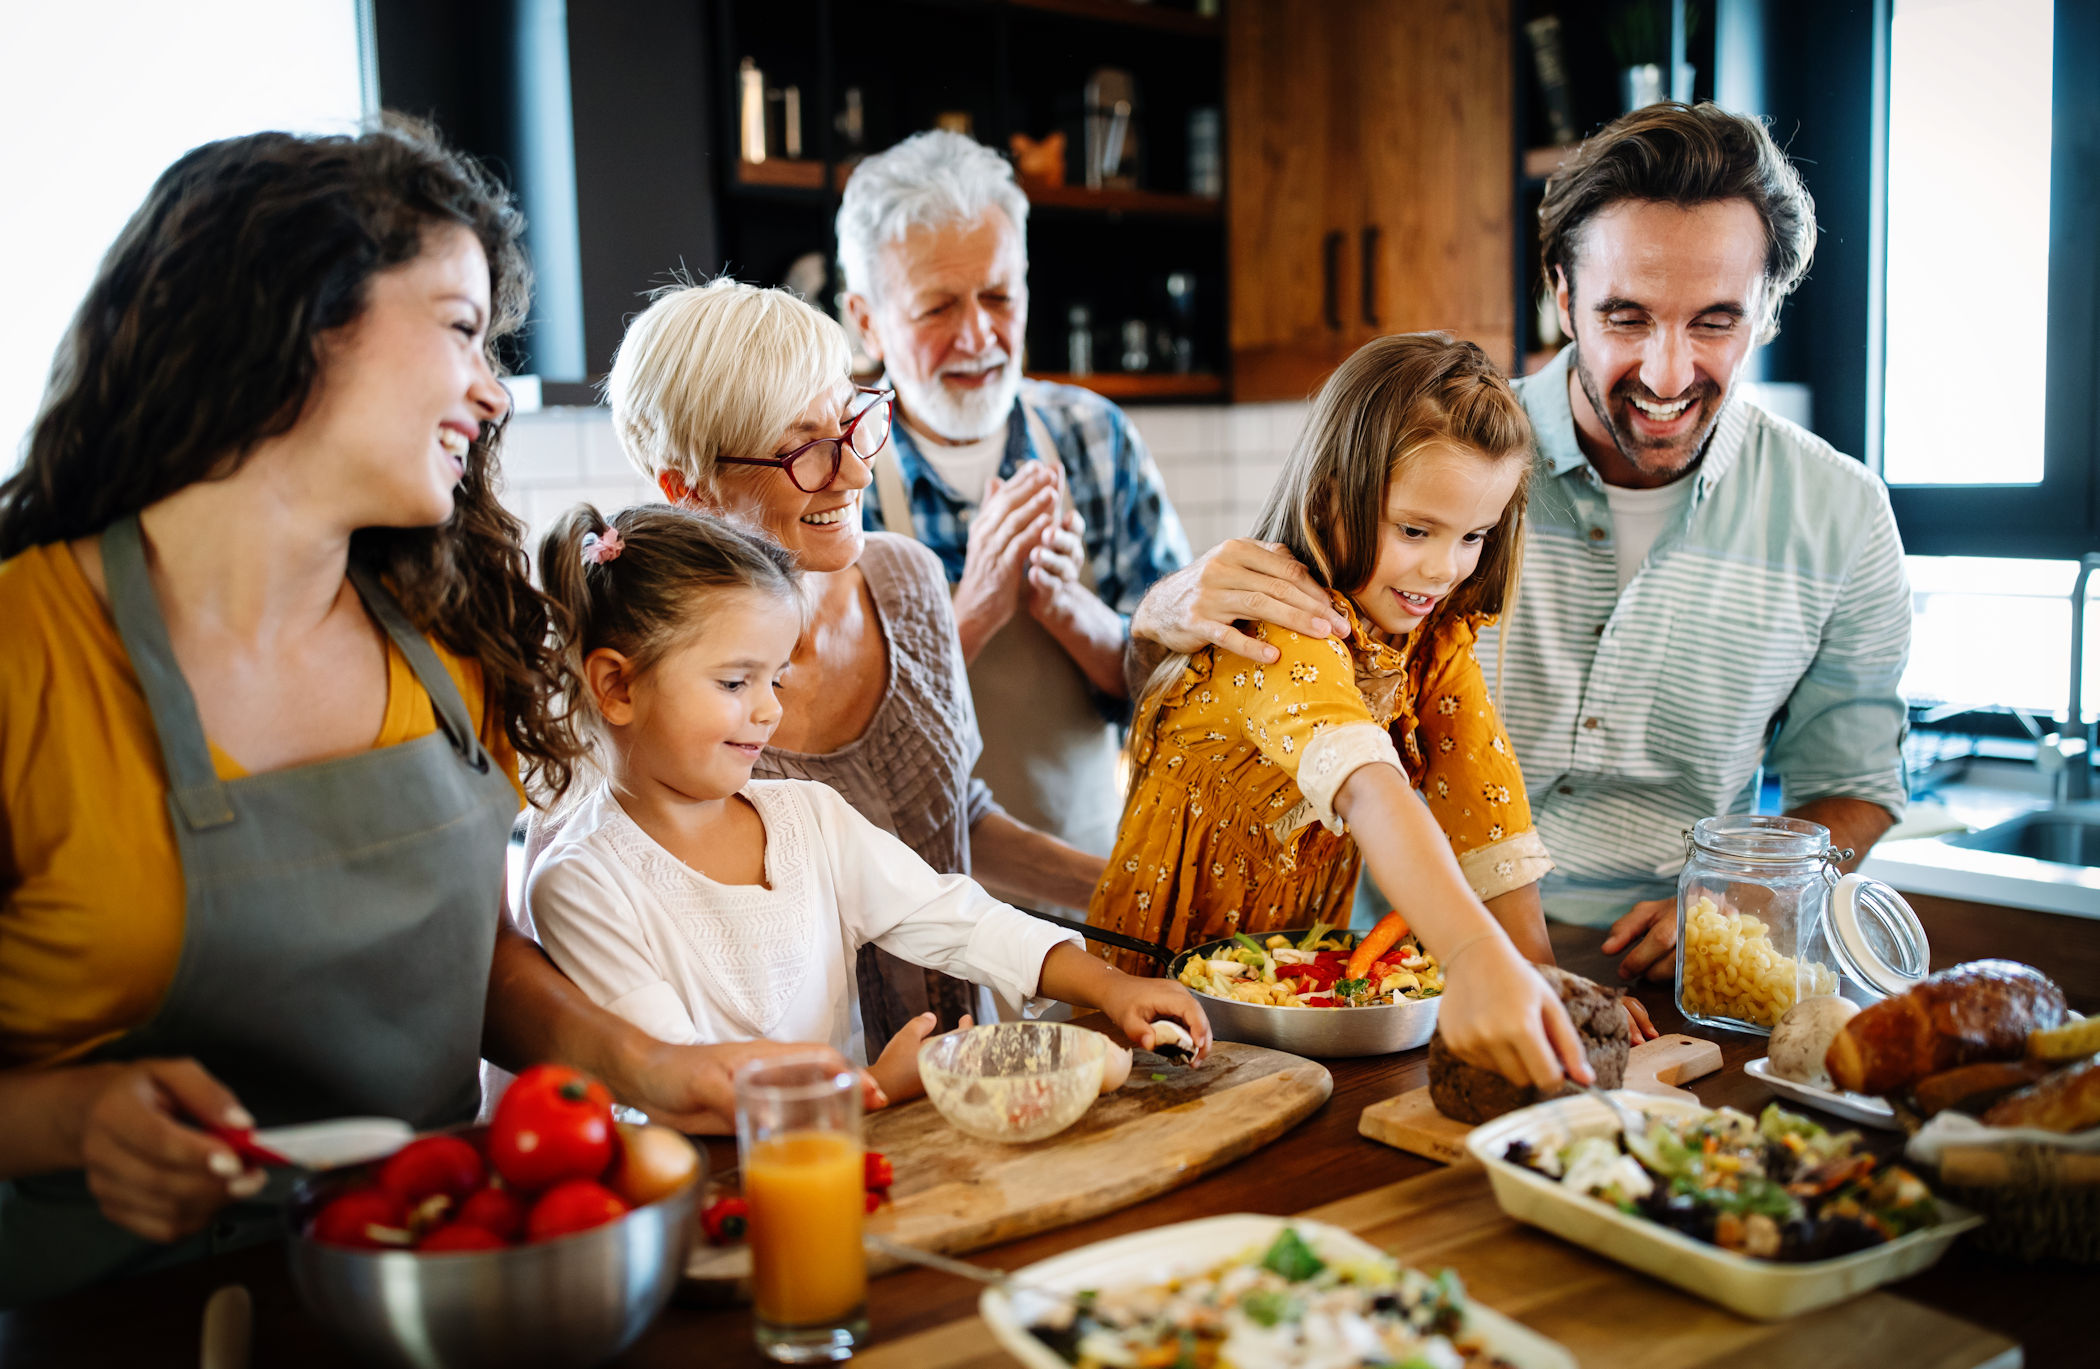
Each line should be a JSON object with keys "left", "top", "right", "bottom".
{"left": 0, "top": 541, "right": 523, "bottom": 1070}
{"left": 1087, "top": 591, "right": 1553, "bottom": 973}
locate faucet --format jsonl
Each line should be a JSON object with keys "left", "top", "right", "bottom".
{"left": 2063, "top": 552, "right": 2100, "bottom": 803}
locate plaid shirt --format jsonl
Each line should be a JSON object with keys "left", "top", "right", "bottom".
{"left": 862, "top": 378, "right": 1191, "bottom": 622}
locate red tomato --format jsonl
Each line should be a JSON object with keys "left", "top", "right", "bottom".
{"left": 489, "top": 1064, "right": 615, "bottom": 1190}
{"left": 379, "top": 1136, "right": 485, "bottom": 1203}
{"left": 863, "top": 1189, "right": 882, "bottom": 1214}
{"left": 701, "top": 1196, "right": 749, "bottom": 1244}
{"left": 418, "top": 1222, "right": 509, "bottom": 1253}
{"left": 863, "top": 1151, "right": 894, "bottom": 1192}
{"left": 455, "top": 1185, "right": 527, "bottom": 1240}
{"left": 1302, "top": 995, "right": 1336, "bottom": 1008}
{"left": 1294, "top": 962, "right": 1342, "bottom": 989}
{"left": 526, "top": 1179, "right": 630, "bottom": 1242}
{"left": 310, "top": 1188, "right": 411, "bottom": 1249}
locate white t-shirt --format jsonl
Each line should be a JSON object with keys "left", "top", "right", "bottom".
{"left": 1600, "top": 475, "right": 1697, "bottom": 592}
{"left": 524, "top": 780, "right": 1081, "bottom": 1065}
{"left": 900, "top": 415, "right": 1006, "bottom": 506}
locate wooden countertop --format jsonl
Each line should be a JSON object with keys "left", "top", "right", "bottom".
{"left": 3, "top": 899, "right": 2092, "bottom": 1367}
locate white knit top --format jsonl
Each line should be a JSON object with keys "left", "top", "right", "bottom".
{"left": 524, "top": 780, "right": 1081, "bottom": 1064}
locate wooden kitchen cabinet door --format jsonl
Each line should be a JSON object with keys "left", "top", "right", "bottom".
{"left": 1353, "top": 0, "right": 1514, "bottom": 365}
{"left": 1226, "top": 0, "right": 1363, "bottom": 402}
{"left": 1228, "top": 0, "right": 1514, "bottom": 401}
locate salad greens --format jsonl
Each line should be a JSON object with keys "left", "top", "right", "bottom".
{"left": 1506, "top": 1102, "right": 1940, "bottom": 1262}
{"left": 1026, "top": 1226, "right": 1504, "bottom": 1368}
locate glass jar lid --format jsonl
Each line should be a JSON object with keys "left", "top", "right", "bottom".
{"left": 1827, "top": 874, "right": 1931, "bottom": 997}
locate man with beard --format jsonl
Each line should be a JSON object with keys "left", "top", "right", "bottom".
{"left": 1126, "top": 102, "right": 1911, "bottom": 982}
{"left": 839, "top": 131, "right": 1190, "bottom": 871}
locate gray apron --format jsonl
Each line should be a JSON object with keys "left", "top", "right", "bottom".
{"left": 0, "top": 515, "right": 516, "bottom": 1306}
{"left": 876, "top": 404, "right": 1122, "bottom": 870}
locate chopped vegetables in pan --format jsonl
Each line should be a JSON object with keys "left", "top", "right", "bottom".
{"left": 1175, "top": 915, "right": 1444, "bottom": 1010}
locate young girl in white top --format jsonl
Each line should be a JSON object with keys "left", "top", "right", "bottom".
{"left": 526, "top": 503, "right": 1209, "bottom": 1107}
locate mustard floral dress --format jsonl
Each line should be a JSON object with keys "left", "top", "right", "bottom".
{"left": 1088, "top": 591, "right": 1553, "bottom": 975}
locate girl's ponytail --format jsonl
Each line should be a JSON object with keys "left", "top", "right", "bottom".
{"left": 537, "top": 503, "right": 614, "bottom": 698}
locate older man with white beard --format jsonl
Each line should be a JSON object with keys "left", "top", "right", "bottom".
{"left": 839, "top": 131, "right": 1190, "bottom": 867}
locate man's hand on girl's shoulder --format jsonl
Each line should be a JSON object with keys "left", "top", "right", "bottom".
{"left": 1129, "top": 539, "right": 1347, "bottom": 665}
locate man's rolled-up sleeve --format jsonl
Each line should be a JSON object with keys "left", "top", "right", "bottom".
{"left": 1766, "top": 492, "right": 1912, "bottom": 820}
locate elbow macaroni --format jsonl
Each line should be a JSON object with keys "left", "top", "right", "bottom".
{"left": 1678, "top": 894, "right": 1836, "bottom": 1029}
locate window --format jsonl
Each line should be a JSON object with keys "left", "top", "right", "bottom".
{"left": 1903, "top": 556, "right": 2098, "bottom": 723}
{"left": 1883, "top": 0, "right": 2053, "bottom": 486}
{"left": 1879, "top": 0, "right": 2099, "bottom": 559}
{"left": 0, "top": 1, "right": 368, "bottom": 467}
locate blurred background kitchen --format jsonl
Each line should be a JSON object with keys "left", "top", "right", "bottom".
{"left": 3, "top": 0, "right": 2094, "bottom": 915}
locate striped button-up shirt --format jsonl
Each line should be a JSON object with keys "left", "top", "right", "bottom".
{"left": 1481, "top": 348, "right": 1912, "bottom": 927}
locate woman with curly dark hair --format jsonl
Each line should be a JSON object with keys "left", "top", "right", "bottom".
{"left": 0, "top": 119, "right": 843, "bottom": 1304}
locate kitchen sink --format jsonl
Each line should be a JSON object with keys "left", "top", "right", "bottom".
{"left": 1861, "top": 796, "right": 2100, "bottom": 918}
{"left": 1948, "top": 804, "right": 2100, "bottom": 868}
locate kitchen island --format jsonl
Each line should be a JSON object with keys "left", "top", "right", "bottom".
{"left": 1, "top": 896, "right": 2091, "bottom": 1368}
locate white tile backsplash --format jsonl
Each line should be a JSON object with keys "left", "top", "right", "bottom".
{"left": 497, "top": 406, "right": 654, "bottom": 559}
{"left": 497, "top": 410, "right": 583, "bottom": 486}
{"left": 1127, "top": 400, "right": 1305, "bottom": 557}
{"left": 580, "top": 412, "right": 640, "bottom": 482}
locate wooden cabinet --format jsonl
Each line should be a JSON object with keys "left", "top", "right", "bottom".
{"left": 1227, "top": 0, "right": 1514, "bottom": 401}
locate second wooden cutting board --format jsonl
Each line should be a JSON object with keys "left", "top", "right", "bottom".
{"left": 1358, "top": 1033, "right": 1724, "bottom": 1164}
{"left": 688, "top": 1035, "right": 1332, "bottom": 1288}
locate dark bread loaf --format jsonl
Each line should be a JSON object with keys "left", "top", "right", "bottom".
{"left": 1427, "top": 965, "right": 1630, "bottom": 1125}
{"left": 1824, "top": 960, "right": 2066, "bottom": 1096}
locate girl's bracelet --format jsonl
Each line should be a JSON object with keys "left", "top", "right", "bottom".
{"left": 1438, "top": 930, "right": 1498, "bottom": 970}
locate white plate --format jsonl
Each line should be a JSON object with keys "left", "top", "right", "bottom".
{"left": 978, "top": 1213, "right": 1574, "bottom": 1369}
{"left": 1743, "top": 1057, "right": 1899, "bottom": 1130}
{"left": 1465, "top": 1093, "right": 1981, "bottom": 1322}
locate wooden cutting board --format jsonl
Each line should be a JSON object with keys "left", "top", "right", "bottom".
{"left": 686, "top": 1036, "right": 1331, "bottom": 1288}
{"left": 1358, "top": 1033, "right": 1725, "bottom": 1165}
{"left": 848, "top": 1165, "right": 2018, "bottom": 1369}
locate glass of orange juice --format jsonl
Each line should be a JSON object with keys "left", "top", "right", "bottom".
{"left": 735, "top": 1055, "right": 867, "bottom": 1362}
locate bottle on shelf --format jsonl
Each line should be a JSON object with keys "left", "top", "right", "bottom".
{"left": 739, "top": 58, "right": 767, "bottom": 164}
{"left": 1067, "top": 305, "right": 1094, "bottom": 376}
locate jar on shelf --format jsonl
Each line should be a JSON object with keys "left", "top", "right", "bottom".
{"left": 1674, "top": 815, "right": 1929, "bottom": 1036}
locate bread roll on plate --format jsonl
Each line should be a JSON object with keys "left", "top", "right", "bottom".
{"left": 1824, "top": 960, "right": 2065, "bottom": 1096}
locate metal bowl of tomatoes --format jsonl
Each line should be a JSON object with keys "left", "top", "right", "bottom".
{"left": 285, "top": 1066, "right": 703, "bottom": 1369}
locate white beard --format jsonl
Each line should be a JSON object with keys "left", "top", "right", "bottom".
{"left": 893, "top": 349, "right": 1023, "bottom": 442}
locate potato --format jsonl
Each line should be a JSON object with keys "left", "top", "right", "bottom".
{"left": 2026, "top": 1013, "right": 2100, "bottom": 1063}
{"left": 1769, "top": 995, "right": 1859, "bottom": 1087}
{"left": 1098, "top": 1041, "right": 1135, "bottom": 1094}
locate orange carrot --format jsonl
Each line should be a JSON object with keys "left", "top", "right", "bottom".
{"left": 1345, "top": 911, "right": 1411, "bottom": 982}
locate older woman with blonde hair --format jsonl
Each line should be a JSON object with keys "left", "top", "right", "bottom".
{"left": 594, "top": 278, "right": 1104, "bottom": 1050}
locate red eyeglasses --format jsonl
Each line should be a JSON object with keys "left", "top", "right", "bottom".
{"left": 717, "top": 387, "right": 894, "bottom": 493}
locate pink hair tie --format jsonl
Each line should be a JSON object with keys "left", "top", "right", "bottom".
{"left": 581, "top": 526, "right": 624, "bottom": 566}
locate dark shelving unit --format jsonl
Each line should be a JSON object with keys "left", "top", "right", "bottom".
{"left": 714, "top": 0, "right": 1228, "bottom": 395}
{"left": 1510, "top": 0, "right": 1718, "bottom": 374}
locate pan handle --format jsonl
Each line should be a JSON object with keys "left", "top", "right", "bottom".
{"left": 1013, "top": 906, "right": 1178, "bottom": 969}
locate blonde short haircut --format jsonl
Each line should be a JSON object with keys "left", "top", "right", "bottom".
{"left": 605, "top": 277, "right": 852, "bottom": 492}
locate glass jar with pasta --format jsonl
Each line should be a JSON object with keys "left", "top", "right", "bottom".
{"left": 1673, "top": 816, "right": 1928, "bottom": 1035}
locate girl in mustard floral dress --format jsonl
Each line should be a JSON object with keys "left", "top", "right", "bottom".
{"left": 1091, "top": 333, "right": 1589, "bottom": 1088}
